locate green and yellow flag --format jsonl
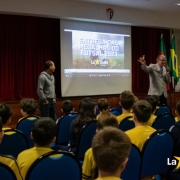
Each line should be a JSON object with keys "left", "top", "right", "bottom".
{"left": 168, "top": 35, "right": 179, "bottom": 85}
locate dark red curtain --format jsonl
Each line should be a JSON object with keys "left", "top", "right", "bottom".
{"left": 131, "top": 26, "right": 170, "bottom": 94}
{"left": 0, "top": 14, "right": 60, "bottom": 100}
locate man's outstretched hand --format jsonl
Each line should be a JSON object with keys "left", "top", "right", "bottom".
{"left": 138, "top": 57, "right": 146, "bottom": 65}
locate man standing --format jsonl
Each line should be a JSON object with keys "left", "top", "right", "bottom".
{"left": 138, "top": 55, "right": 171, "bottom": 105}
{"left": 37, "top": 61, "right": 56, "bottom": 120}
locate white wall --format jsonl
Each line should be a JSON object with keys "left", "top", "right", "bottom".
{"left": 0, "top": 0, "right": 180, "bottom": 29}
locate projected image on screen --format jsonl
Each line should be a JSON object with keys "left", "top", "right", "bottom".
{"left": 61, "top": 20, "right": 131, "bottom": 97}
{"left": 64, "top": 30, "right": 130, "bottom": 77}
{"left": 72, "top": 31, "right": 124, "bottom": 69}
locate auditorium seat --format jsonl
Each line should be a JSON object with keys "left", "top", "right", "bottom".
{"left": 25, "top": 151, "right": 81, "bottom": 180}
{"left": 0, "top": 129, "right": 29, "bottom": 158}
{"left": 16, "top": 116, "right": 40, "bottom": 148}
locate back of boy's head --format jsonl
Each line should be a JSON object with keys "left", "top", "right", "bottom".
{"left": 119, "top": 90, "right": 135, "bottom": 110}
{"left": 97, "top": 98, "right": 109, "bottom": 112}
{"left": 61, "top": 100, "right": 73, "bottom": 114}
{"left": 176, "top": 101, "right": 180, "bottom": 116}
{"left": 32, "top": 117, "right": 57, "bottom": 147}
{"left": 145, "top": 96, "right": 157, "bottom": 113}
{"left": 97, "top": 111, "right": 118, "bottom": 130}
{"left": 19, "top": 98, "right": 37, "bottom": 115}
{"left": 0, "top": 103, "right": 13, "bottom": 125}
{"left": 151, "top": 95, "right": 160, "bottom": 106}
{"left": 92, "top": 127, "right": 131, "bottom": 173}
{"left": 133, "top": 100, "right": 152, "bottom": 123}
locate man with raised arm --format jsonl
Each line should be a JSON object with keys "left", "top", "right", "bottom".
{"left": 138, "top": 55, "right": 171, "bottom": 105}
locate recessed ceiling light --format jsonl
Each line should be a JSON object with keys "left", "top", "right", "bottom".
{"left": 175, "top": 2, "right": 180, "bottom": 5}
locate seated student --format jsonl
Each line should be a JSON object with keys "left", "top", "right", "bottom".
{"left": 145, "top": 96, "right": 157, "bottom": 126}
{"left": 82, "top": 112, "right": 119, "bottom": 180}
{"left": 117, "top": 90, "right": 135, "bottom": 123}
{"left": 56, "top": 99, "right": 75, "bottom": 124}
{"left": 169, "top": 101, "right": 180, "bottom": 156}
{"left": 17, "top": 117, "right": 57, "bottom": 179}
{"left": 69, "top": 97, "right": 96, "bottom": 153}
{"left": 0, "top": 103, "right": 13, "bottom": 130}
{"left": 92, "top": 127, "right": 131, "bottom": 180}
{"left": 125, "top": 100, "right": 156, "bottom": 151}
{"left": 96, "top": 98, "right": 110, "bottom": 120}
{"left": 0, "top": 117, "right": 23, "bottom": 180}
{"left": 151, "top": 95, "right": 160, "bottom": 113}
{"left": 18, "top": 98, "right": 38, "bottom": 122}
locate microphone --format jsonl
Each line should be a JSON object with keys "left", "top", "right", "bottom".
{"left": 164, "top": 64, "right": 171, "bottom": 73}
{"left": 165, "top": 66, "right": 170, "bottom": 72}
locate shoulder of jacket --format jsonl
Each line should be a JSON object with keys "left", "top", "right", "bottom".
{"left": 149, "top": 63, "right": 156, "bottom": 67}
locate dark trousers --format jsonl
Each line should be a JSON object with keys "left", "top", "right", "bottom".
{"left": 39, "top": 100, "right": 56, "bottom": 121}
{"left": 159, "top": 93, "right": 167, "bottom": 106}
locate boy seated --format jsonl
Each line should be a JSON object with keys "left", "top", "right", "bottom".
{"left": 169, "top": 101, "right": 180, "bottom": 156}
{"left": 117, "top": 90, "right": 135, "bottom": 123}
{"left": 96, "top": 98, "right": 110, "bottom": 120}
{"left": 56, "top": 100, "right": 74, "bottom": 124}
{"left": 17, "top": 117, "right": 57, "bottom": 179}
{"left": 0, "top": 117, "right": 23, "bottom": 180}
{"left": 61, "top": 100, "right": 74, "bottom": 114}
{"left": 19, "top": 98, "right": 38, "bottom": 122}
{"left": 151, "top": 95, "right": 160, "bottom": 113}
{"left": 145, "top": 96, "right": 157, "bottom": 126}
{"left": 82, "top": 111, "right": 119, "bottom": 180}
{"left": 92, "top": 127, "right": 131, "bottom": 180}
{"left": 125, "top": 100, "right": 156, "bottom": 151}
{"left": 0, "top": 103, "right": 13, "bottom": 130}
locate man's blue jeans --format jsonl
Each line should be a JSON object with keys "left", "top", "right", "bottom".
{"left": 39, "top": 99, "right": 56, "bottom": 121}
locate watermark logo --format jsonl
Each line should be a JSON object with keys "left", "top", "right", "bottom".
{"left": 167, "top": 157, "right": 180, "bottom": 170}
{"left": 167, "top": 158, "right": 177, "bottom": 165}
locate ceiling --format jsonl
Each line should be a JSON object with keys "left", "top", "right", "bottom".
{"left": 71, "top": 0, "right": 180, "bottom": 14}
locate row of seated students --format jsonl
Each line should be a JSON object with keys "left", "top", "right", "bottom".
{"left": 0, "top": 99, "right": 131, "bottom": 180}
{"left": 0, "top": 99, "right": 151, "bottom": 180}
{"left": 0, "top": 91, "right": 180, "bottom": 179}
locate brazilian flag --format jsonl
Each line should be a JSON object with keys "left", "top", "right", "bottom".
{"left": 168, "top": 35, "right": 179, "bottom": 85}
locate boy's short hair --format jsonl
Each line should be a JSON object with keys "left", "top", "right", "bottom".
{"left": 92, "top": 127, "right": 131, "bottom": 173}
{"left": 61, "top": 100, "right": 73, "bottom": 114}
{"left": 0, "top": 103, "right": 13, "bottom": 125}
{"left": 133, "top": 100, "right": 152, "bottom": 123}
{"left": 32, "top": 117, "right": 57, "bottom": 146}
{"left": 145, "top": 96, "right": 157, "bottom": 113}
{"left": 19, "top": 98, "right": 37, "bottom": 115}
{"left": 176, "top": 101, "right": 180, "bottom": 116}
{"left": 119, "top": 91, "right": 135, "bottom": 110}
{"left": 134, "top": 96, "right": 139, "bottom": 103}
{"left": 97, "top": 98, "right": 109, "bottom": 112}
{"left": 151, "top": 95, "right": 160, "bottom": 106}
{"left": 97, "top": 111, "right": 118, "bottom": 130}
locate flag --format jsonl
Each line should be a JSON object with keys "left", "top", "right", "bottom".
{"left": 159, "top": 34, "right": 170, "bottom": 90}
{"left": 168, "top": 34, "right": 179, "bottom": 85}
{"left": 159, "top": 34, "right": 167, "bottom": 57}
